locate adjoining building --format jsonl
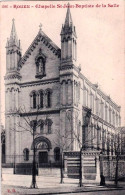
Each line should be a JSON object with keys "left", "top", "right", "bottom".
{"left": 5, "top": 7, "right": 121, "bottom": 164}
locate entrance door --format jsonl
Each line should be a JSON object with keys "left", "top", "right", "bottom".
{"left": 39, "top": 152, "right": 48, "bottom": 164}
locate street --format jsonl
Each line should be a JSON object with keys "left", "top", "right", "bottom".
{"left": 54, "top": 190, "right": 125, "bottom": 195}
{"left": 1, "top": 168, "right": 125, "bottom": 195}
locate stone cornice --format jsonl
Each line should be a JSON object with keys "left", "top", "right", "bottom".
{"left": 20, "top": 109, "right": 60, "bottom": 117}
{"left": 4, "top": 72, "right": 22, "bottom": 80}
{"left": 5, "top": 82, "right": 21, "bottom": 86}
{"left": 64, "top": 151, "right": 80, "bottom": 157}
{"left": 5, "top": 77, "right": 59, "bottom": 87}
{"left": 20, "top": 77, "right": 60, "bottom": 88}
{"left": 59, "top": 64, "right": 79, "bottom": 72}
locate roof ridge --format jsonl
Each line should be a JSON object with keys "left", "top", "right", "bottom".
{"left": 18, "top": 31, "right": 61, "bottom": 67}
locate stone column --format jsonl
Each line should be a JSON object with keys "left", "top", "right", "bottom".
{"left": 95, "top": 155, "right": 100, "bottom": 183}
{"left": 73, "top": 39, "right": 75, "bottom": 60}
{"left": 74, "top": 81, "right": 76, "bottom": 106}
{"left": 105, "top": 130, "right": 108, "bottom": 153}
{"left": 30, "top": 94, "right": 33, "bottom": 109}
{"left": 15, "top": 115, "right": 20, "bottom": 162}
{"left": 65, "top": 40, "right": 68, "bottom": 58}
{"left": 62, "top": 41, "right": 65, "bottom": 59}
{"left": 6, "top": 51, "right": 10, "bottom": 71}
{"left": 11, "top": 89, "right": 14, "bottom": 111}
{"left": 93, "top": 122, "right": 96, "bottom": 149}
{"left": 62, "top": 81, "right": 66, "bottom": 105}
{"left": 5, "top": 89, "right": 9, "bottom": 112}
{"left": 68, "top": 39, "right": 71, "bottom": 58}
{"left": 10, "top": 53, "right": 12, "bottom": 69}
{"left": 16, "top": 89, "right": 19, "bottom": 111}
{"left": 63, "top": 41, "right": 66, "bottom": 59}
{"left": 5, "top": 116, "right": 10, "bottom": 163}
{"left": 97, "top": 126, "right": 100, "bottom": 150}
{"left": 67, "top": 80, "right": 72, "bottom": 105}
{"left": 64, "top": 156, "right": 67, "bottom": 173}
{"left": 91, "top": 123, "right": 94, "bottom": 149}
{"left": 75, "top": 41, "right": 77, "bottom": 60}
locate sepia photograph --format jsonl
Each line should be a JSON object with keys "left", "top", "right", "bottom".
{"left": 0, "top": 0, "right": 125, "bottom": 194}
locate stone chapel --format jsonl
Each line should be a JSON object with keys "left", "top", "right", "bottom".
{"left": 5, "top": 7, "right": 121, "bottom": 164}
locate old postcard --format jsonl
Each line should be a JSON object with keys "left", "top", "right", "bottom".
{"left": 0, "top": 0, "right": 125, "bottom": 194}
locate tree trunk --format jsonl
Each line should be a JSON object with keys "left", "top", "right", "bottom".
{"left": 114, "top": 155, "right": 119, "bottom": 186}
{"left": 79, "top": 148, "right": 83, "bottom": 187}
{"left": 60, "top": 152, "right": 64, "bottom": 183}
{"left": 30, "top": 131, "right": 37, "bottom": 188}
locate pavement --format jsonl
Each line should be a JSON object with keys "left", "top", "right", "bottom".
{"left": 1, "top": 168, "right": 125, "bottom": 195}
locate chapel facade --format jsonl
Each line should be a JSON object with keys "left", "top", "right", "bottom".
{"left": 5, "top": 8, "right": 121, "bottom": 164}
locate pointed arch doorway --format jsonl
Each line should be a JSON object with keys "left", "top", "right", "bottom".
{"left": 31, "top": 136, "right": 52, "bottom": 164}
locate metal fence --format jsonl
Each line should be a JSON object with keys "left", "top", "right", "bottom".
{"left": 4, "top": 154, "right": 62, "bottom": 168}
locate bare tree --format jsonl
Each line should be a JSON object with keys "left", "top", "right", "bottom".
{"left": 54, "top": 109, "right": 96, "bottom": 186}
{"left": 65, "top": 108, "right": 98, "bottom": 187}
{"left": 53, "top": 114, "right": 75, "bottom": 184}
{"left": 10, "top": 105, "right": 46, "bottom": 189}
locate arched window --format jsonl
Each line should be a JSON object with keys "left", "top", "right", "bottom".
{"left": 46, "top": 89, "right": 52, "bottom": 108}
{"left": 33, "top": 92, "right": 37, "bottom": 109}
{"left": 40, "top": 120, "right": 44, "bottom": 134}
{"left": 47, "top": 119, "right": 53, "bottom": 134}
{"left": 47, "top": 91, "right": 51, "bottom": 107}
{"left": 54, "top": 147, "right": 60, "bottom": 161}
{"left": 23, "top": 148, "right": 29, "bottom": 161}
{"left": 39, "top": 91, "right": 44, "bottom": 108}
{"left": 30, "top": 91, "right": 38, "bottom": 109}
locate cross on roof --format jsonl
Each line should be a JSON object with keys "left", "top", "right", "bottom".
{"left": 39, "top": 23, "right": 42, "bottom": 31}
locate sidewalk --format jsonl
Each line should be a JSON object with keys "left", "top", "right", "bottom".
{"left": 2, "top": 171, "right": 125, "bottom": 195}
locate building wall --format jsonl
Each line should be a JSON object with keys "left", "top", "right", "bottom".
{"left": 20, "top": 41, "right": 60, "bottom": 83}
{"left": 5, "top": 11, "right": 121, "bottom": 164}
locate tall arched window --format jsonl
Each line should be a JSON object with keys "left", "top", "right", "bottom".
{"left": 46, "top": 89, "right": 52, "bottom": 108}
{"left": 39, "top": 91, "right": 44, "bottom": 108}
{"left": 33, "top": 92, "right": 37, "bottom": 109}
{"left": 54, "top": 147, "right": 60, "bottom": 161}
{"left": 30, "top": 91, "right": 38, "bottom": 109}
{"left": 105, "top": 105, "right": 108, "bottom": 121}
{"left": 23, "top": 148, "right": 29, "bottom": 161}
{"left": 47, "top": 119, "right": 53, "bottom": 134}
{"left": 40, "top": 120, "right": 44, "bottom": 134}
{"left": 47, "top": 91, "right": 51, "bottom": 107}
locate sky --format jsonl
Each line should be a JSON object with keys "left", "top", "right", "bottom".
{"left": 0, "top": 0, "right": 125, "bottom": 126}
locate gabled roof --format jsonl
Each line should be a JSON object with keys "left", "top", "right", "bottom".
{"left": 18, "top": 30, "right": 61, "bottom": 67}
